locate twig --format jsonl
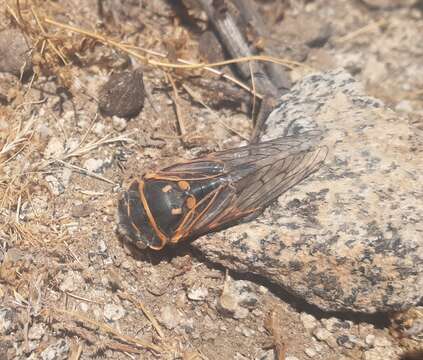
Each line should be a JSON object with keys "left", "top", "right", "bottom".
{"left": 55, "top": 160, "right": 116, "bottom": 185}
{"left": 335, "top": 19, "right": 387, "bottom": 43}
{"left": 69, "top": 343, "right": 83, "bottom": 360}
{"left": 117, "top": 291, "right": 165, "bottom": 339}
{"left": 0, "top": 116, "right": 37, "bottom": 165}
{"left": 63, "top": 239, "right": 82, "bottom": 264}
{"left": 42, "top": 17, "right": 308, "bottom": 99}
{"left": 64, "top": 292, "right": 104, "bottom": 305}
{"left": 166, "top": 72, "right": 187, "bottom": 145}
{"left": 264, "top": 309, "right": 286, "bottom": 360}
{"left": 30, "top": 6, "right": 68, "bottom": 65}
{"left": 47, "top": 308, "right": 164, "bottom": 354}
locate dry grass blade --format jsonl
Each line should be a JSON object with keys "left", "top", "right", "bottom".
{"left": 264, "top": 309, "right": 286, "bottom": 360}
{"left": 117, "top": 291, "right": 164, "bottom": 339}
{"left": 0, "top": 116, "right": 37, "bottom": 165}
{"left": 46, "top": 308, "right": 165, "bottom": 354}
{"left": 41, "top": 17, "right": 312, "bottom": 99}
{"left": 61, "top": 132, "right": 135, "bottom": 160}
{"left": 55, "top": 160, "right": 115, "bottom": 185}
{"left": 166, "top": 72, "right": 187, "bottom": 146}
{"left": 43, "top": 17, "right": 304, "bottom": 68}
{"left": 335, "top": 19, "right": 387, "bottom": 43}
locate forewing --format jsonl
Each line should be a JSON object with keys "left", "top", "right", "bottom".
{"left": 146, "top": 131, "right": 327, "bottom": 241}
{"left": 232, "top": 146, "right": 327, "bottom": 211}
{"left": 207, "top": 131, "right": 327, "bottom": 217}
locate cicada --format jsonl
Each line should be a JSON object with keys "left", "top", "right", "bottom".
{"left": 118, "top": 131, "right": 327, "bottom": 250}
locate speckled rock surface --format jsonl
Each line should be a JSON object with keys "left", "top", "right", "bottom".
{"left": 192, "top": 69, "right": 423, "bottom": 313}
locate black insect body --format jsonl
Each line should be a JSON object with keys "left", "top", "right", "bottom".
{"left": 118, "top": 132, "right": 327, "bottom": 250}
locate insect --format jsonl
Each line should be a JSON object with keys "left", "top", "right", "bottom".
{"left": 117, "top": 131, "right": 327, "bottom": 250}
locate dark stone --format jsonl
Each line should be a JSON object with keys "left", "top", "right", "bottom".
{"left": 98, "top": 69, "right": 145, "bottom": 118}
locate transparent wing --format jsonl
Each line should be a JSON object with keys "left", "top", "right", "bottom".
{"left": 210, "top": 130, "right": 327, "bottom": 212}
{"left": 146, "top": 131, "right": 327, "bottom": 240}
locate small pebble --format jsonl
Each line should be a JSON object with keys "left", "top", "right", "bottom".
{"left": 240, "top": 326, "right": 255, "bottom": 337}
{"left": 234, "top": 307, "right": 249, "bottom": 320}
{"left": 78, "top": 303, "right": 89, "bottom": 313}
{"left": 120, "top": 260, "right": 133, "bottom": 271}
{"left": 112, "top": 116, "right": 128, "bottom": 131}
{"left": 40, "top": 340, "right": 69, "bottom": 360}
{"left": 159, "top": 305, "right": 182, "bottom": 330}
{"left": 28, "top": 323, "right": 45, "bottom": 340}
{"left": 83, "top": 158, "right": 105, "bottom": 173}
{"left": 45, "top": 175, "right": 64, "bottom": 196}
{"left": 104, "top": 303, "right": 126, "bottom": 322}
{"left": 187, "top": 286, "right": 209, "bottom": 301}
{"left": 373, "top": 335, "right": 392, "bottom": 347}
{"left": 98, "top": 239, "right": 107, "bottom": 252}
{"left": 98, "top": 69, "right": 145, "bottom": 118}
{"left": 300, "top": 313, "right": 318, "bottom": 331}
{"left": 44, "top": 137, "right": 64, "bottom": 159}
{"left": 256, "top": 349, "right": 275, "bottom": 360}
{"left": 304, "top": 347, "right": 317, "bottom": 358}
{"left": 59, "top": 271, "right": 84, "bottom": 292}
{"left": 0, "top": 308, "right": 17, "bottom": 335}
{"left": 337, "top": 334, "right": 355, "bottom": 349}
{"left": 313, "top": 327, "right": 337, "bottom": 348}
{"left": 365, "top": 334, "right": 376, "bottom": 346}
{"left": 71, "top": 204, "right": 94, "bottom": 218}
{"left": 322, "top": 317, "right": 340, "bottom": 332}
{"left": 92, "top": 122, "right": 107, "bottom": 137}
{"left": 258, "top": 285, "right": 268, "bottom": 294}
{"left": 395, "top": 100, "right": 414, "bottom": 113}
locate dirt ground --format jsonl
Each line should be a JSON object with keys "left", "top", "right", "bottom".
{"left": 0, "top": 1, "right": 422, "bottom": 359}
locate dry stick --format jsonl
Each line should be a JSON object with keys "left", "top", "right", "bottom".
{"left": 232, "top": 0, "right": 292, "bottom": 91}
{"left": 49, "top": 308, "right": 164, "bottom": 354}
{"left": 334, "top": 19, "right": 387, "bottom": 43}
{"left": 69, "top": 343, "right": 83, "bottom": 360}
{"left": 249, "top": 62, "right": 258, "bottom": 128}
{"left": 41, "top": 17, "right": 307, "bottom": 94}
{"left": 125, "top": 43, "right": 264, "bottom": 99}
{"left": 30, "top": 6, "right": 68, "bottom": 65}
{"left": 166, "top": 72, "right": 187, "bottom": 145}
{"left": 55, "top": 159, "right": 116, "bottom": 185}
{"left": 117, "top": 291, "right": 165, "bottom": 339}
{"left": 196, "top": 0, "right": 280, "bottom": 143}
{"left": 64, "top": 291, "right": 104, "bottom": 305}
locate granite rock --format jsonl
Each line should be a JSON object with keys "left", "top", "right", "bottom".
{"left": 192, "top": 69, "right": 422, "bottom": 313}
